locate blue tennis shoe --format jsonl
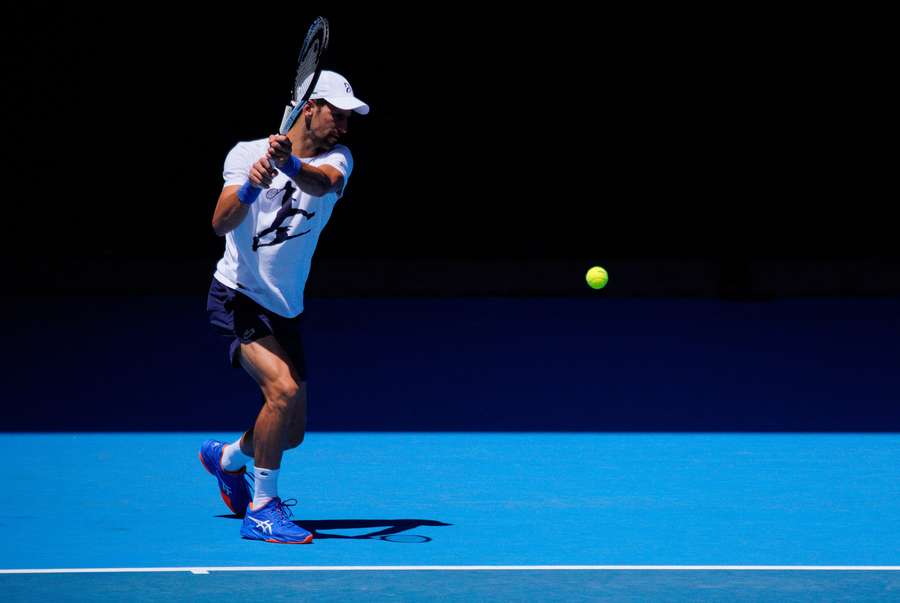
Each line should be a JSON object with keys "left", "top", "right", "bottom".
{"left": 199, "top": 439, "right": 252, "bottom": 517}
{"left": 241, "top": 497, "right": 313, "bottom": 544}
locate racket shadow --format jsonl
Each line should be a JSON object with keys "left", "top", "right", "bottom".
{"left": 296, "top": 518, "right": 451, "bottom": 542}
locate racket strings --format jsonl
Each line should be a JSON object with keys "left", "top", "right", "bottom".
{"left": 292, "top": 19, "right": 328, "bottom": 103}
{"left": 279, "top": 17, "right": 329, "bottom": 133}
{"left": 294, "top": 54, "right": 322, "bottom": 101}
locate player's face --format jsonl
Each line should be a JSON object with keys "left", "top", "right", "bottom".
{"left": 311, "top": 102, "right": 351, "bottom": 150}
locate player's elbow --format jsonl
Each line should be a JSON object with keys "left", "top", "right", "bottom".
{"left": 304, "top": 178, "right": 331, "bottom": 197}
{"left": 302, "top": 172, "right": 340, "bottom": 197}
{"left": 212, "top": 216, "right": 229, "bottom": 237}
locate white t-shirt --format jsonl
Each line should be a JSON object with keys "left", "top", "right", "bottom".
{"left": 214, "top": 138, "right": 353, "bottom": 317}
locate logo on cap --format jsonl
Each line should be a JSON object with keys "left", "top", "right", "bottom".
{"left": 344, "top": 82, "right": 352, "bottom": 94}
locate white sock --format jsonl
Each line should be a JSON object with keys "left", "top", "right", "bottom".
{"left": 221, "top": 438, "right": 252, "bottom": 471}
{"left": 253, "top": 467, "right": 279, "bottom": 509}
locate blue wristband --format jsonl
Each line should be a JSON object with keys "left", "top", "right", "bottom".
{"left": 281, "top": 155, "right": 302, "bottom": 178}
{"left": 237, "top": 180, "right": 261, "bottom": 205}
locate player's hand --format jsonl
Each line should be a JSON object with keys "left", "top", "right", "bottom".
{"left": 249, "top": 157, "right": 275, "bottom": 188}
{"left": 268, "top": 134, "right": 293, "bottom": 168}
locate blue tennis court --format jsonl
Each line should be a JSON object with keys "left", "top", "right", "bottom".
{"left": 3, "top": 432, "right": 899, "bottom": 600}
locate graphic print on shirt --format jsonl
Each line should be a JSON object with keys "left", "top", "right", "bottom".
{"left": 252, "top": 180, "right": 315, "bottom": 252}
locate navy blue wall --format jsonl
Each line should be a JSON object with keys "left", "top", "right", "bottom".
{"left": 4, "top": 295, "right": 897, "bottom": 432}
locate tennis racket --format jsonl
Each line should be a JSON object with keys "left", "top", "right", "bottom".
{"left": 277, "top": 16, "right": 330, "bottom": 135}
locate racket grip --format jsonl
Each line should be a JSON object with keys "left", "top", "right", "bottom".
{"left": 265, "top": 154, "right": 279, "bottom": 177}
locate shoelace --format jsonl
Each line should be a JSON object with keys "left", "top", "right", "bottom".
{"left": 273, "top": 498, "right": 299, "bottom": 526}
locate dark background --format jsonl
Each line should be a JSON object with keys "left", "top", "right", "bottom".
{"left": 1, "top": 6, "right": 894, "bottom": 296}
{"left": 1, "top": 8, "right": 896, "bottom": 432}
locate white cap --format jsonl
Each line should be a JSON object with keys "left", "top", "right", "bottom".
{"left": 301, "top": 70, "right": 369, "bottom": 115}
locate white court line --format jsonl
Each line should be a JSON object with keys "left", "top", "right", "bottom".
{"left": 2, "top": 566, "right": 900, "bottom": 575}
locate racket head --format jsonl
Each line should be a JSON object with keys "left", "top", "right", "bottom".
{"left": 278, "top": 16, "right": 330, "bottom": 134}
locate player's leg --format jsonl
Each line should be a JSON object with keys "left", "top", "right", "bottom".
{"left": 238, "top": 335, "right": 305, "bottom": 471}
{"left": 237, "top": 335, "right": 312, "bottom": 543}
{"left": 284, "top": 382, "right": 307, "bottom": 450}
{"left": 230, "top": 383, "right": 306, "bottom": 455}
{"left": 270, "top": 312, "right": 309, "bottom": 453}
{"left": 218, "top": 384, "right": 304, "bottom": 483}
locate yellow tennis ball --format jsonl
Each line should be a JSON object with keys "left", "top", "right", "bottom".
{"left": 586, "top": 266, "right": 608, "bottom": 290}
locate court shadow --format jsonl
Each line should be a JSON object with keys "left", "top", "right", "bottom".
{"left": 214, "top": 513, "right": 451, "bottom": 542}
{"left": 297, "top": 519, "right": 451, "bottom": 542}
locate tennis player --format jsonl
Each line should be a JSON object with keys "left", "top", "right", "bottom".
{"left": 199, "top": 71, "right": 368, "bottom": 544}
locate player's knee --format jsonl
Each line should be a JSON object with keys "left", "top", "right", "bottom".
{"left": 265, "top": 379, "right": 302, "bottom": 413}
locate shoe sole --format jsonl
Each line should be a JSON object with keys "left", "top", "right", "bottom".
{"left": 198, "top": 450, "right": 244, "bottom": 516}
{"left": 266, "top": 534, "right": 314, "bottom": 544}
{"left": 240, "top": 534, "right": 314, "bottom": 544}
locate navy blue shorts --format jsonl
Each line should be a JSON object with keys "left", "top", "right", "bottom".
{"left": 206, "top": 278, "right": 307, "bottom": 380}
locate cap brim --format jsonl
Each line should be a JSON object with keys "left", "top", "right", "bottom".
{"left": 325, "top": 96, "right": 370, "bottom": 115}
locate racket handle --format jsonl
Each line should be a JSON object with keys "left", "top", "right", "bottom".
{"left": 265, "top": 154, "right": 278, "bottom": 177}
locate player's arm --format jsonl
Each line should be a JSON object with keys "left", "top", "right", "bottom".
{"left": 211, "top": 157, "right": 275, "bottom": 236}
{"left": 291, "top": 162, "right": 344, "bottom": 197}
{"left": 211, "top": 186, "right": 247, "bottom": 237}
{"left": 267, "top": 135, "right": 344, "bottom": 197}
